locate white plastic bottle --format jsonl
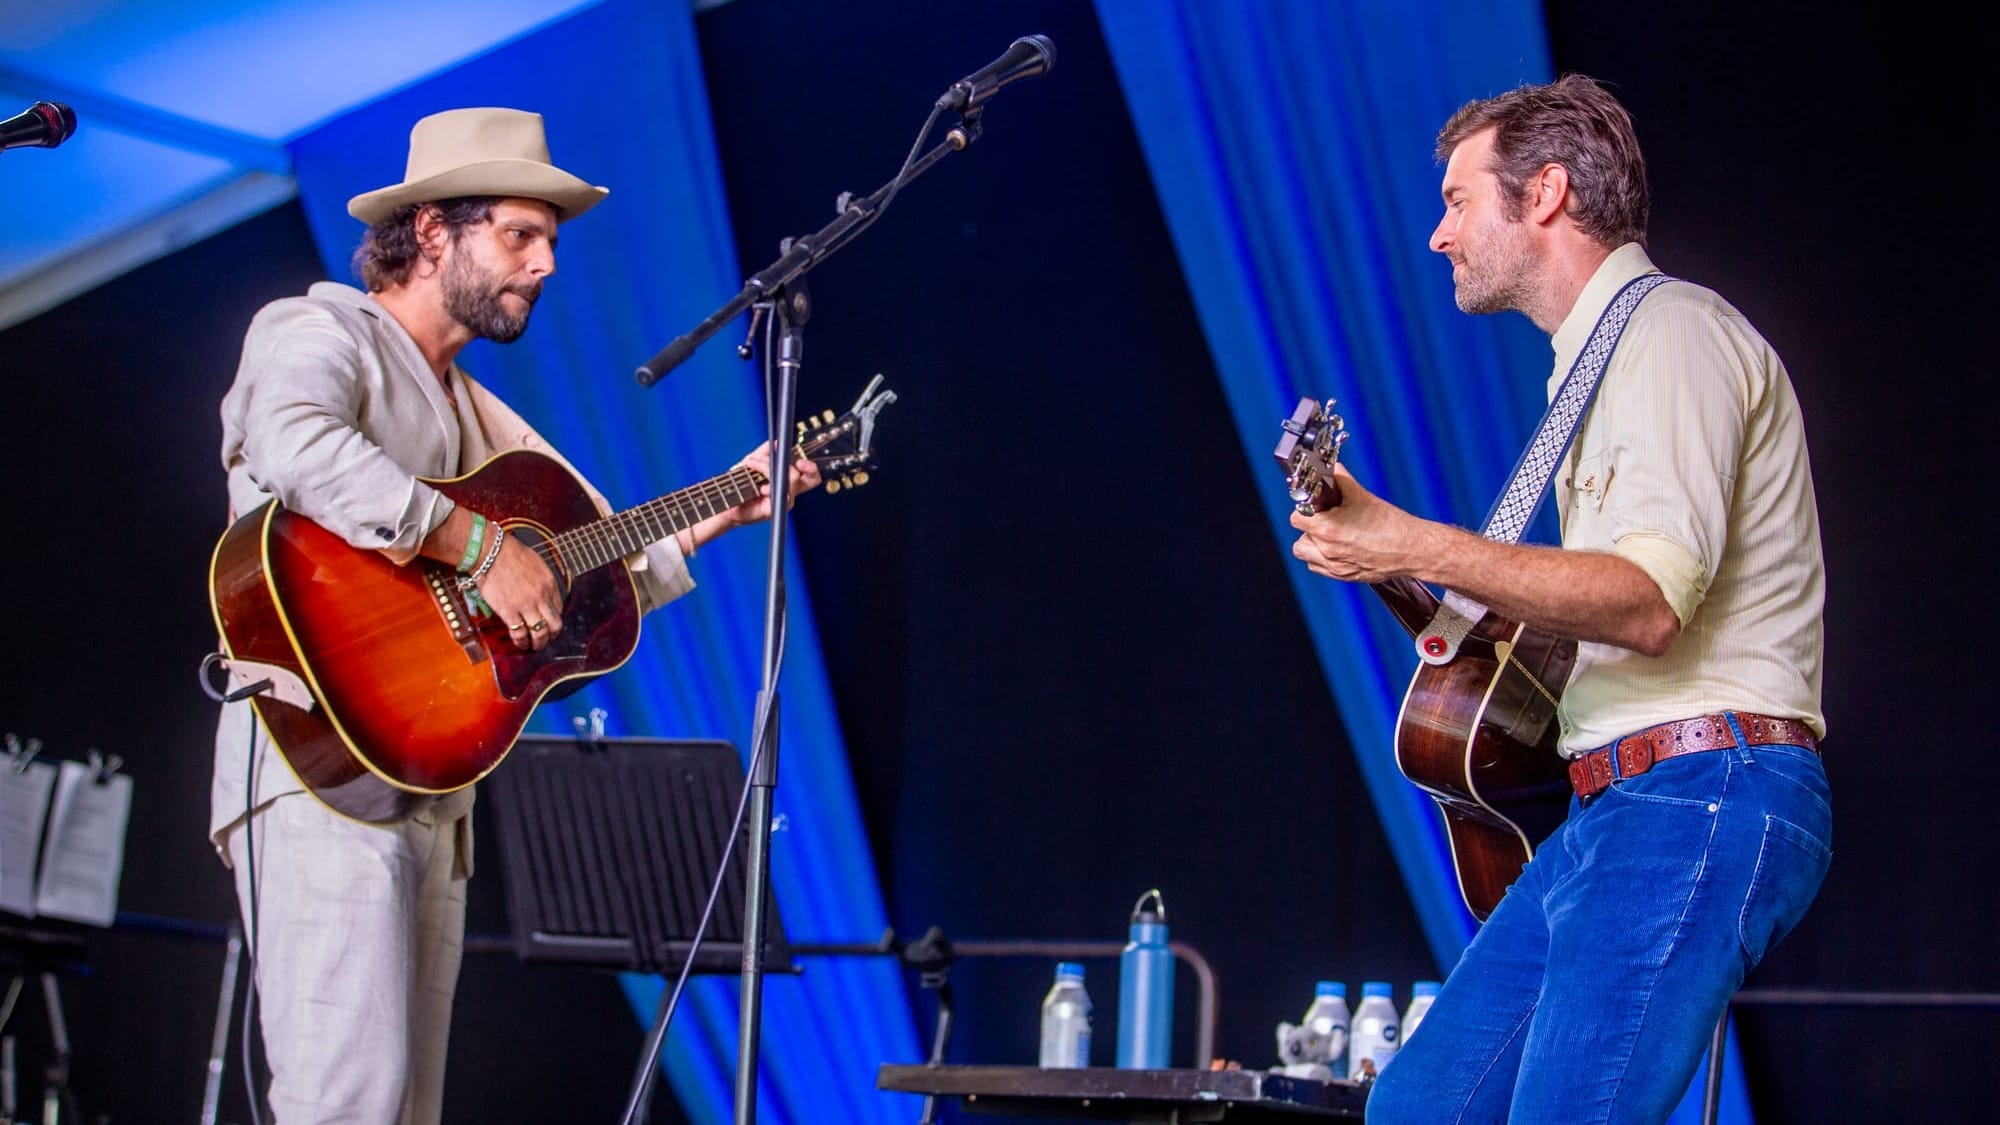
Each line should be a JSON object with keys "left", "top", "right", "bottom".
{"left": 1304, "top": 980, "right": 1350, "bottom": 1074}
{"left": 1401, "top": 980, "right": 1440, "bottom": 1044}
{"left": 1039, "top": 962, "right": 1093, "bottom": 1068}
{"left": 1348, "top": 981, "right": 1400, "bottom": 1080}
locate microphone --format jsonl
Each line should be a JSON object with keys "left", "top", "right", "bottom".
{"left": 1, "top": 101, "right": 77, "bottom": 152}
{"left": 936, "top": 35, "right": 1055, "bottom": 112}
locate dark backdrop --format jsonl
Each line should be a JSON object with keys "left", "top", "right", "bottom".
{"left": 0, "top": 2, "right": 1988, "bottom": 1122}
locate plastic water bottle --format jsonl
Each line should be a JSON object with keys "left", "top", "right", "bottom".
{"left": 1304, "top": 976, "right": 1352, "bottom": 1064}
{"left": 1273, "top": 980, "right": 1349, "bottom": 1080}
{"left": 1348, "top": 981, "right": 1400, "bottom": 1080}
{"left": 1304, "top": 972, "right": 1352, "bottom": 1064}
{"left": 1039, "top": 962, "right": 1093, "bottom": 1068}
{"left": 1116, "top": 888, "right": 1174, "bottom": 1068}
{"left": 1402, "top": 980, "right": 1440, "bottom": 1044}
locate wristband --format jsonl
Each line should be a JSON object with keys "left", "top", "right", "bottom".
{"left": 457, "top": 513, "right": 488, "bottom": 573}
{"left": 457, "top": 528, "right": 506, "bottom": 593}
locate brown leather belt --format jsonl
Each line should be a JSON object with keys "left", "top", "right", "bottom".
{"left": 1568, "top": 712, "right": 1818, "bottom": 800}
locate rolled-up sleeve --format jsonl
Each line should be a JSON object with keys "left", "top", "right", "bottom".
{"left": 1591, "top": 296, "right": 1751, "bottom": 627}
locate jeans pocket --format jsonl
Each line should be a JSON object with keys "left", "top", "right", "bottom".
{"left": 1737, "top": 813, "right": 1833, "bottom": 967}
{"left": 1751, "top": 745, "right": 1833, "bottom": 824}
{"left": 1606, "top": 749, "right": 1726, "bottom": 808}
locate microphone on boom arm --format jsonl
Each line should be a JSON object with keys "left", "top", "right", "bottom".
{"left": 1, "top": 102, "right": 78, "bottom": 152}
{"left": 935, "top": 36, "right": 1056, "bottom": 113}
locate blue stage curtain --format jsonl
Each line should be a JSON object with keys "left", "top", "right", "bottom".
{"left": 284, "top": 2, "right": 919, "bottom": 1121}
{"left": 1094, "top": 3, "right": 1751, "bottom": 1121}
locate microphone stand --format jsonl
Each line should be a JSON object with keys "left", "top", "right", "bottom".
{"left": 622, "top": 106, "right": 986, "bottom": 1125}
{"left": 635, "top": 108, "right": 982, "bottom": 386}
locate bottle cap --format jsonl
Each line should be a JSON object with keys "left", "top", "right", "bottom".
{"left": 1314, "top": 980, "right": 1346, "bottom": 998}
{"left": 1362, "top": 981, "right": 1392, "bottom": 998}
{"left": 1056, "top": 962, "right": 1085, "bottom": 980}
{"left": 1130, "top": 887, "right": 1167, "bottom": 924}
{"left": 1413, "top": 981, "right": 1440, "bottom": 997}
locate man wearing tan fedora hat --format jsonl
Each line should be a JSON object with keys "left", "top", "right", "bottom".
{"left": 211, "top": 107, "right": 817, "bottom": 1123}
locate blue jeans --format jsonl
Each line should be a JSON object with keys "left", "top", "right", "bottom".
{"left": 1367, "top": 715, "right": 1832, "bottom": 1124}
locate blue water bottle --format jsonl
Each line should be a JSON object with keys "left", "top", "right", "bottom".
{"left": 1116, "top": 888, "right": 1174, "bottom": 1068}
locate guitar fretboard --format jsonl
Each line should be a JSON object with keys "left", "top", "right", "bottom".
{"left": 536, "top": 466, "right": 769, "bottom": 578}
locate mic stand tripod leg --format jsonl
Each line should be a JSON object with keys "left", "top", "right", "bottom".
{"left": 201, "top": 920, "right": 245, "bottom": 1125}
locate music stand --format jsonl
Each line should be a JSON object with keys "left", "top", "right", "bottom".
{"left": 0, "top": 917, "right": 89, "bottom": 1124}
{"left": 484, "top": 734, "right": 794, "bottom": 977}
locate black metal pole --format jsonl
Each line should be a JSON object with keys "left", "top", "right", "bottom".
{"left": 617, "top": 95, "right": 991, "bottom": 1125}
{"left": 733, "top": 287, "right": 804, "bottom": 1125}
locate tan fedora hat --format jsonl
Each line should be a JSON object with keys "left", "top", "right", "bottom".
{"left": 346, "top": 107, "right": 608, "bottom": 224}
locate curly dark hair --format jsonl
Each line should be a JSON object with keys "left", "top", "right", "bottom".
{"left": 1435, "top": 74, "right": 1649, "bottom": 249}
{"left": 350, "top": 196, "right": 502, "bottom": 291}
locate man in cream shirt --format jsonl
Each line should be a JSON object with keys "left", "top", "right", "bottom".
{"left": 1290, "top": 76, "right": 1830, "bottom": 1123}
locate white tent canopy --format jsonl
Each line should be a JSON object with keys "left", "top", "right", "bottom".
{"left": 0, "top": 0, "right": 656, "bottom": 330}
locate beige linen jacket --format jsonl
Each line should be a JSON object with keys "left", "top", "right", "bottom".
{"left": 211, "top": 282, "right": 694, "bottom": 845}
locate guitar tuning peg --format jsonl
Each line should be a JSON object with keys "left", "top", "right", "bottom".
{"left": 825, "top": 479, "right": 843, "bottom": 495}
{"left": 822, "top": 409, "right": 835, "bottom": 424}
{"left": 852, "top": 470, "right": 869, "bottom": 486}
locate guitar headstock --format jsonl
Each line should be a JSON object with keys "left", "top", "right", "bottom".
{"left": 1274, "top": 397, "right": 1349, "bottom": 514}
{"left": 795, "top": 373, "right": 897, "bottom": 494}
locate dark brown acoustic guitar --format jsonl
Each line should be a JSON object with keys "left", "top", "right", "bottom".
{"left": 210, "top": 378, "right": 895, "bottom": 824}
{"left": 1276, "top": 397, "right": 1574, "bottom": 920}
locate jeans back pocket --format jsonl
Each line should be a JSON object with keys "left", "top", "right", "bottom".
{"left": 1737, "top": 812, "right": 1833, "bottom": 967}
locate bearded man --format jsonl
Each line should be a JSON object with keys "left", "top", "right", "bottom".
{"left": 211, "top": 107, "right": 812, "bottom": 1123}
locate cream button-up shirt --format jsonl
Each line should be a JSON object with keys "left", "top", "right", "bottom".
{"left": 1551, "top": 244, "right": 1825, "bottom": 753}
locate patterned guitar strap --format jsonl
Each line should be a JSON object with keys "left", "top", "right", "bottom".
{"left": 1414, "top": 272, "right": 1674, "bottom": 665}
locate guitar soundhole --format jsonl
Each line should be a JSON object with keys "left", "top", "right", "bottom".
{"left": 484, "top": 523, "right": 611, "bottom": 701}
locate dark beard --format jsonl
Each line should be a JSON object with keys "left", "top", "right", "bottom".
{"left": 442, "top": 252, "right": 538, "bottom": 343}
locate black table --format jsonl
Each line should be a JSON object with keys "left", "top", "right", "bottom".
{"left": 877, "top": 1065, "right": 1368, "bottom": 1122}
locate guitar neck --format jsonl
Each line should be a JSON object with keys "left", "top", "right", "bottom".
{"left": 547, "top": 465, "right": 769, "bottom": 576}
{"left": 1372, "top": 576, "right": 1442, "bottom": 640}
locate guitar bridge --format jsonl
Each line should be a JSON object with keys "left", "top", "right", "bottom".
{"left": 423, "top": 563, "right": 488, "bottom": 665}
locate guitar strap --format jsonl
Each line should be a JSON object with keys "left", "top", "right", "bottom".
{"left": 1414, "top": 272, "right": 1675, "bottom": 665}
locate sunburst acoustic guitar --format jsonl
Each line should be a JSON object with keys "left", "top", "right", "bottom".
{"left": 211, "top": 378, "right": 895, "bottom": 824}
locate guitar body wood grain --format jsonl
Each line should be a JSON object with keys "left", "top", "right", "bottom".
{"left": 1392, "top": 617, "right": 1575, "bottom": 919}
{"left": 213, "top": 452, "right": 641, "bottom": 823}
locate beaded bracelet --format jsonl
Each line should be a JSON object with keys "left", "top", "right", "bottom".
{"left": 457, "top": 513, "right": 488, "bottom": 573}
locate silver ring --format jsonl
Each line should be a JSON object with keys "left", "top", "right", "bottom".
{"left": 530, "top": 620, "right": 547, "bottom": 632}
